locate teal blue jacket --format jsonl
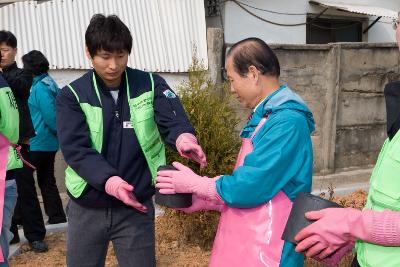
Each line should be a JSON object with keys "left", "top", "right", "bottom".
{"left": 28, "top": 73, "right": 59, "bottom": 151}
{"left": 216, "top": 85, "right": 315, "bottom": 267}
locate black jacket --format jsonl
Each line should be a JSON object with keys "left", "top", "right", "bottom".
{"left": 2, "top": 62, "right": 35, "bottom": 142}
{"left": 384, "top": 81, "right": 400, "bottom": 140}
{"left": 56, "top": 68, "right": 195, "bottom": 208}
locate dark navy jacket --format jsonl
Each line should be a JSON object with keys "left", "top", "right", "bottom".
{"left": 56, "top": 68, "right": 195, "bottom": 208}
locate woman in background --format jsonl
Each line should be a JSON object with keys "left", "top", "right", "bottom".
{"left": 23, "top": 50, "right": 66, "bottom": 225}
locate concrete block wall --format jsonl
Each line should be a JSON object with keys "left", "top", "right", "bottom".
{"left": 274, "top": 45, "right": 332, "bottom": 174}
{"left": 334, "top": 44, "right": 399, "bottom": 171}
{"left": 270, "top": 43, "right": 400, "bottom": 174}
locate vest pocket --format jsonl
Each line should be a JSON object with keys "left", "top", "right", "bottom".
{"left": 132, "top": 107, "right": 165, "bottom": 178}
{"left": 86, "top": 126, "right": 102, "bottom": 152}
{"left": 134, "top": 108, "right": 158, "bottom": 145}
{"left": 371, "top": 149, "right": 400, "bottom": 210}
{"left": 65, "top": 167, "right": 87, "bottom": 198}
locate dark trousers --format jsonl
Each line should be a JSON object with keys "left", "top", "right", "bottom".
{"left": 29, "top": 151, "right": 66, "bottom": 224}
{"left": 67, "top": 200, "right": 156, "bottom": 267}
{"left": 10, "top": 144, "right": 46, "bottom": 242}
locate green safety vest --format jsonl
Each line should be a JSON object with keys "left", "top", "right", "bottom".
{"left": 7, "top": 146, "right": 22, "bottom": 170}
{"left": 0, "top": 84, "right": 22, "bottom": 171}
{"left": 356, "top": 130, "right": 400, "bottom": 267}
{"left": 65, "top": 71, "right": 166, "bottom": 198}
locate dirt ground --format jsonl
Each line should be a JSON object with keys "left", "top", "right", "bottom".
{"left": 9, "top": 229, "right": 211, "bottom": 267}
{"left": 9, "top": 230, "right": 355, "bottom": 267}
{"left": 9, "top": 190, "right": 367, "bottom": 267}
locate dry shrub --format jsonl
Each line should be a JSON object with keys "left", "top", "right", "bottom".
{"left": 318, "top": 182, "right": 368, "bottom": 210}
{"left": 157, "top": 56, "right": 241, "bottom": 250}
{"left": 333, "top": 190, "right": 368, "bottom": 210}
{"left": 319, "top": 183, "right": 368, "bottom": 210}
{"left": 156, "top": 216, "right": 211, "bottom": 267}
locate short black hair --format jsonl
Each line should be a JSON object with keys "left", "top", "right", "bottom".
{"left": 0, "top": 30, "right": 17, "bottom": 48}
{"left": 85, "top": 14, "right": 132, "bottom": 57}
{"left": 22, "top": 50, "right": 49, "bottom": 76}
{"left": 227, "top": 37, "right": 280, "bottom": 78}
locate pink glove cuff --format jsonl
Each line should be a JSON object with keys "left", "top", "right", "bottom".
{"left": 196, "top": 176, "right": 223, "bottom": 205}
{"left": 105, "top": 176, "right": 125, "bottom": 197}
{"left": 176, "top": 133, "right": 197, "bottom": 145}
{"left": 370, "top": 209, "right": 400, "bottom": 246}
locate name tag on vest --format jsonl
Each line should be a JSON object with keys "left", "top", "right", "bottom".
{"left": 123, "top": 121, "right": 133, "bottom": 129}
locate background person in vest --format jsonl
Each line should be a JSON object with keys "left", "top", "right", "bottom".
{"left": 294, "top": 16, "right": 400, "bottom": 267}
{"left": 156, "top": 38, "right": 315, "bottom": 267}
{"left": 23, "top": 50, "right": 67, "bottom": 225}
{"left": 0, "top": 31, "right": 48, "bottom": 253}
{"left": 56, "top": 14, "right": 206, "bottom": 267}
{"left": 0, "top": 67, "right": 20, "bottom": 266}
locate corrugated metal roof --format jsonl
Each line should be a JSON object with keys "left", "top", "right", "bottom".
{"left": 0, "top": 0, "right": 208, "bottom": 72}
{"left": 310, "top": 1, "right": 398, "bottom": 19}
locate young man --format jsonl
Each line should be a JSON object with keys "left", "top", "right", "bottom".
{"left": 56, "top": 14, "right": 206, "bottom": 267}
{"left": 0, "top": 31, "right": 48, "bottom": 252}
{"left": 0, "top": 69, "right": 20, "bottom": 266}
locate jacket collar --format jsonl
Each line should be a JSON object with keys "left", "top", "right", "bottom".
{"left": 93, "top": 70, "right": 126, "bottom": 93}
{"left": 2, "top": 61, "right": 18, "bottom": 72}
{"left": 32, "top": 73, "right": 48, "bottom": 86}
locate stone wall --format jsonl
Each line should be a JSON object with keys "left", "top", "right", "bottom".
{"left": 271, "top": 43, "right": 400, "bottom": 174}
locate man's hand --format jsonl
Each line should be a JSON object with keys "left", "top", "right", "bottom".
{"left": 176, "top": 133, "right": 207, "bottom": 168}
{"left": 105, "top": 176, "right": 147, "bottom": 212}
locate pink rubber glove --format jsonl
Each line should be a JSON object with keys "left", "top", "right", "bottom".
{"left": 295, "top": 208, "right": 400, "bottom": 259}
{"left": 105, "top": 176, "right": 147, "bottom": 213}
{"left": 177, "top": 194, "right": 224, "bottom": 213}
{"left": 294, "top": 208, "right": 370, "bottom": 259}
{"left": 155, "top": 162, "right": 221, "bottom": 202}
{"left": 176, "top": 133, "right": 207, "bottom": 168}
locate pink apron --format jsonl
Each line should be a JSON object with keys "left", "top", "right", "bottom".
{"left": 0, "top": 134, "right": 10, "bottom": 262}
{"left": 209, "top": 117, "right": 293, "bottom": 267}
